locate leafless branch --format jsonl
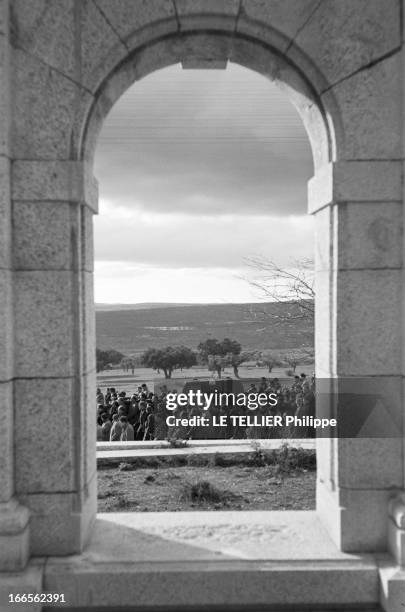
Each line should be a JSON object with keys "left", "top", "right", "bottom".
{"left": 243, "top": 256, "right": 315, "bottom": 325}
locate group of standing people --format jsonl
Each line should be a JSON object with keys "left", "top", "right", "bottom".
{"left": 96, "top": 384, "right": 157, "bottom": 442}
{"left": 96, "top": 373, "right": 316, "bottom": 442}
{"left": 169, "top": 374, "right": 315, "bottom": 439}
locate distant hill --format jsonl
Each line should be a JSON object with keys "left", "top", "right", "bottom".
{"left": 95, "top": 301, "right": 314, "bottom": 356}
{"left": 96, "top": 302, "right": 193, "bottom": 311}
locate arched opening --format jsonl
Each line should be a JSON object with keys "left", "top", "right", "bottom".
{"left": 82, "top": 33, "right": 333, "bottom": 167}
{"left": 87, "top": 32, "right": 333, "bottom": 514}
{"left": 3, "top": 5, "right": 403, "bottom": 605}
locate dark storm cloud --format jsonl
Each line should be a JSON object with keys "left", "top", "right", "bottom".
{"left": 93, "top": 63, "right": 314, "bottom": 290}
{"left": 95, "top": 141, "right": 311, "bottom": 217}
{"left": 95, "top": 64, "right": 313, "bottom": 219}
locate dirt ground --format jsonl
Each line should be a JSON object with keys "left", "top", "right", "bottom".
{"left": 98, "top": 464, "right": 315, "bottom": 512}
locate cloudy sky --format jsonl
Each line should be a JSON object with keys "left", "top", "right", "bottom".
{"left": 94, "top": 63, "right": 313, "bottom": 304}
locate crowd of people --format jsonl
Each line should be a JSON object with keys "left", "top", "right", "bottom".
{"left": 96, "top": 383, "right": 157, "bottom": 442}
{"left": 96, "top": 374, "right": 316, "bottom": 442}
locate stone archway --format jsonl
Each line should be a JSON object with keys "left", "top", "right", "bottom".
{"left": 80, "top": 31, "right": 334, "bottom": 169}
{"left": 0, "top": 1, "right": 404, "bottom": 609}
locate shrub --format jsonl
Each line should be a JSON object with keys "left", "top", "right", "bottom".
{"left": 117, "top": 457, "right": 164, "bottom": 470}
{"left": 118, "top": 462, "right": 135, "bottom": 471}
{"left": 270, "top": 443, "right": 316, "bottom": 473}
{"left": 210, "top": 452, "right": 229, "bottom": 467}
{"left": 186, "top": 454, "right": 210, "bottom": 467}
{"left": 250, "top": 443, "right": 268, "bottom": 467}
{"left": 114, "top": 495, "right": 130, "bottom": 509}
{"left": 167, "top": 438, "right": 189, "bottom": 449}
{"left": 166, "top": 470, "right": 181, "bottom": 480}
{"left": 164, "top": 455, "right": 187, "bottom": 467}
{"left": 179, "top": 479, "right": 228, "bottom": 504}
{"left": 249, "top": 442, "right": 316, "bottom": 473}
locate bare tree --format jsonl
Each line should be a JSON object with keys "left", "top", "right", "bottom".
{"left": 258, "top": 350, "right": 282, "bottom": 373}
{"left": 284, "top": 353, "right": 300, "bottom": 373}
{"left": 244, "top": 256, "right": 315, "bottom": 325}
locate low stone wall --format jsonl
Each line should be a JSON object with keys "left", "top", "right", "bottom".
{"left": 97, "top": 439, "right": 316, "bottom": 467}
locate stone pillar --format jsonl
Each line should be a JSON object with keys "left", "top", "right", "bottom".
{"left": 385, "top": 26, "right": 405, "bottom": 576}
{"left": 0, "top": 0, "right": 30, "bottom": 572}
{"left": 309, "top": 161, "right": 404, "bottom": 552}
{"left": 11, "top": 160, "right": 98, "bottom": 556}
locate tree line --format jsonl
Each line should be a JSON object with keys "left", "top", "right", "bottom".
{"left": 96, "top": 341, "right": 313, "bottom": 379}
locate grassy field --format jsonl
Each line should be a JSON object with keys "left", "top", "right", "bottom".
{"left": 98, "top": 448, "right": 316, "bottom": 512}
{"left": 96, "top": 301, "right": 314, "bottom": 356}
{"left": 96, "top": 362, "right": 315, "bottom": 395}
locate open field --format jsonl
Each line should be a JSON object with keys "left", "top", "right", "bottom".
{"left": 96, "top": 363, "right": 315, "bottom": 395}
{"left": 96, "top": 301, "right": 314, "bottom": 355}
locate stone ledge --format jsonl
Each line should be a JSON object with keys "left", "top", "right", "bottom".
{"left": 44, "top": 559, "right": 380, "bottom": 609}
{"left": 96, "top": 439, "right": 316, "bottom": 468}
{"left": 1, "top": 512, "right": 399, "bottom": 610}
{"left": 97, "top": 438, "right": 315, "bottom": 451}
{"left": 378, "top": 561, "right": 405, "bottom": 612}
{"left": 40, "top": 512, "right": 380, "bottom": 609}
{"left": 0, "top": 498, "right": 29, "bottom": 535}
{"left": 0, "top": 559, "right": 44, "bottom": 612}
{"left": 96, "top": 438, "right": 315, "bottom": 465}
{"left": 45, "top": 607, "right": 384, "bottom": 612}
{"left": 0, "top": 498, "right": 30, "bottom": 572}
{"left": 11, "top": 162, "right": 98, "bottom": 212}
{"left": 308, "top": 161, "right": 402, "bottom": 214}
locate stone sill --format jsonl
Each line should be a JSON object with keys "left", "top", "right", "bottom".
{"left": 96, "top": 439, "right": 315, "bottom": 464}
{"left": 96, "top": 439, "right": 315, "bottom": 451}
{"left": 37, "top": 511, "right": 381, "bottom": 609}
